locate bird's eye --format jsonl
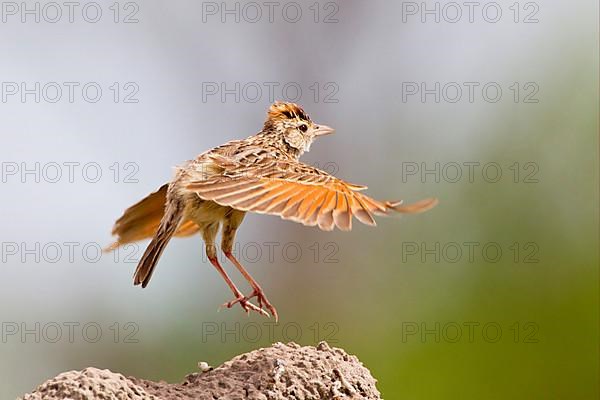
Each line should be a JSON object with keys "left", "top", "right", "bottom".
{"left": 299, "top": 124, "right": 308, "bottom": 133}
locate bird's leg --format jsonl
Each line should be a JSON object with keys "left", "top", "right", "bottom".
{"left": 206, "top": 253, "right": 267, "bottom": 317}
{"left": 203, "top": 225, "right": 267, "bottom": 317}
{"left": 223, "top": 251, "right": 278, "bottom": 322}
{"left": 221, "top": 211, "right": 278, "bottom": 321}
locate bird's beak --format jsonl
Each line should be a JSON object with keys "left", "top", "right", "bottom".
{"left": 313, "top": 124, "right": 335, "bottom": 137}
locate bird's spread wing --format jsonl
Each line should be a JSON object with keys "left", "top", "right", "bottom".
{"left": 186, "top": 153, "right": 437, "bottom": 231}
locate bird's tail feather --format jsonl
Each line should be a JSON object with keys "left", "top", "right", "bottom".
{"left": 133, "top": 199, "right": 185, "bottom": 288}
{"left": 105, "top": 184, "right": 199, "bottom": 252}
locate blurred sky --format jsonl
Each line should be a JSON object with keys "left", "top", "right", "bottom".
{"left": 0, "top": 1, "right": 598, "bottom": 399}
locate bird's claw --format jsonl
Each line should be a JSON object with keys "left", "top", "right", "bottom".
{"left": 220, "top": 289, "right": 278, "bottom": 321}
{"left": 221, "top": 296, "right": 269, "bottom": 318}
{"left": 246, "top": 288, "right": 279, "bottom": 322}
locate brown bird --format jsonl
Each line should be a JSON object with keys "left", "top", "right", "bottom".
{"left": 107, "top": 102, "right": 437, "bottom": 320}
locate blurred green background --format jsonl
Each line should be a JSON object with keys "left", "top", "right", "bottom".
{"left": 0, "top": 1, "right": 598, "bottom": 398}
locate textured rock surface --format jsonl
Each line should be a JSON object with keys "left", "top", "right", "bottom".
{"left": 20, "top": 342, "right": 381, "bottom": 399}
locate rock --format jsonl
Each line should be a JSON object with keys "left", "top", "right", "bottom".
{"left": 20, "top": 342, "right": 381, "bottom": 399}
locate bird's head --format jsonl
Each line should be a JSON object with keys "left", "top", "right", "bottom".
{"left": 263, "top": 101, "right": 334, "bottom": 155}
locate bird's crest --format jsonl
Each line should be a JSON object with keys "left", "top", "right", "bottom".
{"left": 267, "top": 101, "right": 310, "bottom": 122}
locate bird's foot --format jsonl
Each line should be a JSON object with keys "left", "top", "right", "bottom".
{"left": 246, "top": 288, "right": 278, "bottom": 322}
{"left": 221, "top": 296, "right": 269, "bottom": 318}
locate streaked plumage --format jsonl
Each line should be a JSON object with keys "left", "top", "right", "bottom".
{"left": 107, "top": 102, "right": 438, "bottom": 320}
